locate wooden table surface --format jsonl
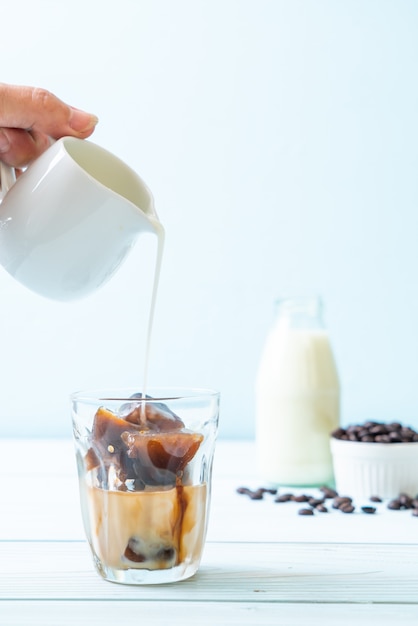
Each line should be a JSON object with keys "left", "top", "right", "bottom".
{"left": 0, "top": 439, "right": 417, "bottom": 625}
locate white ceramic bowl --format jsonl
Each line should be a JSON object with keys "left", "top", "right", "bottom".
{"left": 330, "top": 437, "right": 418, "bottom": 500}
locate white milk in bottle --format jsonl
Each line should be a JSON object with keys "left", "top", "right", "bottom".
{"left": 255, "top": 296, "right": 340, "bottom": 486}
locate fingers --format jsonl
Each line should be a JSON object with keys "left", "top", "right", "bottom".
{"left": 0, "top": 83, "right": 98, "bottom": 137}
{"left": 0, "top": 128, "right": 51, "bottom": 168}
{"left": 0, "top": 83, "right": 99, "bottom": 167}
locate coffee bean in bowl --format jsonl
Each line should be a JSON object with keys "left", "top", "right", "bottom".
{"left": 330, "top": 420, "right": 418, "bottom": 500}
{"left": 332, "top": 421, "right": 418, "bottom": 444}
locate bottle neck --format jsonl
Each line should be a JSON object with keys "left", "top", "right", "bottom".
{"left": 275, "top": 296, "right": 324, "bottom": 330}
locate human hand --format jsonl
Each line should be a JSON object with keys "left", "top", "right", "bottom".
{"left": 0, "top": 83, "right": 98, "bottom": 168}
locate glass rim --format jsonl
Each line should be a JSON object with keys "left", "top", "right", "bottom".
{"left": 70, "top": 386, "right": 220, "bottom": 404}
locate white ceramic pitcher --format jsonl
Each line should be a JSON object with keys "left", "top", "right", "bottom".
{"left": 0, "top": 137, "right": 162, "bottom": 301}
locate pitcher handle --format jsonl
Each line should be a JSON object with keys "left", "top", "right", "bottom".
{"left": 0, "top": 162, "right": 16, "bottom": 202}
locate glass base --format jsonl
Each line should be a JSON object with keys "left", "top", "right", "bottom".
{"left": 93, "top": 553, "right": 200, "bottom": 585}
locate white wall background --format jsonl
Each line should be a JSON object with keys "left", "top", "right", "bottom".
{"left": 0, "top": 0, "right": 418, "bottom": 438}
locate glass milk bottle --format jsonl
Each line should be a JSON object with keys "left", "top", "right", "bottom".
{"left": 255, "top": 296, "right": 340, "bottom": 486}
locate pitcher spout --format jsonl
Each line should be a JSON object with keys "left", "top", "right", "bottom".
{"left": 61, "top": 136, "right": 161, "bottom": 234}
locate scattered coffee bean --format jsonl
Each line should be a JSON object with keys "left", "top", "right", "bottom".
{"left": 308, "top": 498, "right": 325, "bottom": 507}
{"left": 274, "top": 493, "right": 293, "bottom": 503}
{"left": 298, "top": 508, "right": 314, "bottom": 516}
{"left": 249, "top": 489, "right": 265, "bottom": 500}
{"left": 339, "top": 503, "right": 355, "bottom": 513}
{"left": 399, "top": 493, "right": 413, "bottom": 509}
{"left": 236, "top": 487, "right": 264, "bottom": 500}
{"left": 236, "top": 486, "right": 279, "bottom": 500}
{"left": 292, "top": 494, "right": 310, "bottom": 503}
{"left": 331, "top": 420, "right": 418, "bottom": 443}
{"left": 387, "top": 499, "right": 402, "bottom": 510}
{"left": 332, "top": 496, "right": 353, "bottom": 509}
{"left": 238, "top": 483, "right": 418, "bottom": 519}
{"left": 361, "top": 506, "right": 376, "bottom": 514}
{"left": 319, "top": 486, "right": 339, "bottom": 499}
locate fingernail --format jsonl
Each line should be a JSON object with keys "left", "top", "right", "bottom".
{"left": 69, "top": 107, "right": 99, "bottom": 132}
{"left": 0, "top": 130, "right": 10, "bottom": 153}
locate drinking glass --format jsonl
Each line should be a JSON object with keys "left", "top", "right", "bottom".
{"left": 71, "top": 387, "right": 220, "bottom": 584}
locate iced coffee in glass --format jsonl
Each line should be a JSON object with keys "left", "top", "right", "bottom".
{"left": 71, "top": 388, "right": 219, "bottom": 584}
